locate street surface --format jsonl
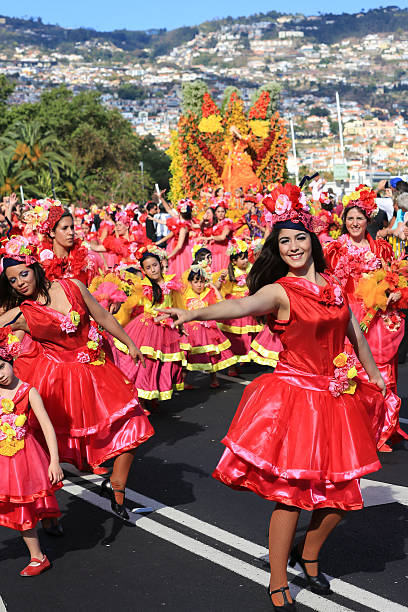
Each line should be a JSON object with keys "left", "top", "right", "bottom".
{"left": 1, "top": 363, "right": 408, "bottom": 612}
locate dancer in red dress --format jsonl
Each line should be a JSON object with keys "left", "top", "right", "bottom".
{"left": 0, "top": 237, "right": 154, "bottom": 521}
{"left": 160, "top": 183, "right": 386, "bottom": 610}
{"left": 0, "top": 334, "right": 64, "bottom": 576}
{"left": 324, "top": 186, "right": 407, "bottom": 451}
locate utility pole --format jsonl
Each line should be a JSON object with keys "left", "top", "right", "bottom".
{"left": 335, "top": 91, "right": 345, "bottom": 163}
{"left": 289, "top": 118, "right": 299, "bottom": 186}
{"left": 139, "top": 160, "right": 144, "bottom": 201}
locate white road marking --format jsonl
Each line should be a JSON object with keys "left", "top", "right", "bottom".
{"left": 0, "top": 597, "right": 6, "bottom": 612}
{"left": 61, "top": 479, "right": 353, "bottom": 612}
{"left": 216, "top": 373, "right": 251, "bottom": 386}
{"left": 62, "top": 469, "right": 408, "bottom": 612}
{"left": 399, "top": 417, "right": 408, "bottom": 424}
{"left": 361, "top": 479, "right": 408, "bottom": 507}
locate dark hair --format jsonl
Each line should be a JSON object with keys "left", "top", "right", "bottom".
{"left": 140, "top": 252, "right": 163, "bottom": 305}
{"left": 341, "top": 205, "right": 369, "bottom": 234}
{"left": 187, "top": 268, "right": 207, "bottom": 282}
{"left": 214, "top": 187, "right": 223, "bottom": 197}
{"left": 228, "top": 251, "right": 248, "bottom": 283}
{"left": 395, "top": 180, "right": 408, "bottom": 193}
{"left": 180, "top": 206, "right": 192, "bottom": 221}
{"left": 0, "top": 262, "right": 51, "bottom": 310}
{"left": 193, "top": 247, "right": 212, "bottom": 264}
{"left": 215, "top": 205, "right": 226, "bottom": 216}
{"left": 247, "top": 228, "right": 326, "bottom": 295}
{"left": 146, "top": 201, "right": 158, "bottom": 213}
{"left": 200, "top": 208, "right": 215, "bottom": 232}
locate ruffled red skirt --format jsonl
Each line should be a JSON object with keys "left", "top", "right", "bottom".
{"left": 213, "top": 363, "right": 383, "bottom": 510}
{"left": 15, "top": 348, "right": 154, "bottom": 470}
{"left": 0, "top": 433, "right": 62, "bottom": 530}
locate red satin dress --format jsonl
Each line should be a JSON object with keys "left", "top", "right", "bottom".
{"left": 14, "top": 280, "right": 154, "bottom": 470}
{"left": 0, "top": 383, "right": 62, "bottom": 531}
{"left": 213, "top": 275, "right": 384, "bottom": 511}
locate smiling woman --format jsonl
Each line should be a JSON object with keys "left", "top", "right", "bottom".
{"left": 0, "top": 235, "right": 154, "bottom": 522}
{"left": 158, "top": 182, "right": 388, "bottom": 609}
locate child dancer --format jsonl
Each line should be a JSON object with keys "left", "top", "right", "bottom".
{"left": 115, "top": 250, "right": 186, "bottom": 407}
{"left": 218, "top": 239, "right": 262, "bottom": 375}
{"left": 180, "top": 266, "right": 237, "bottom": 388}
{"left": 0, "top": 329, "right": 64, "bottom": 576}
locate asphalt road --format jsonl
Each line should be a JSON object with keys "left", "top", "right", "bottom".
{"left": 1, "top": 362, "right": 408, "bottom": 612}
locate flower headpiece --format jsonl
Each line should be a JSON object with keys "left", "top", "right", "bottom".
{"left": 0, "top": 326, "right": 21, "bottom": 362}
{"left": 177, "top": 199, "right": 194, "bottom": 214}
{"left": 0, "top": 236, "right": 38, "bottom": 266}
{"left": 22, "top": 199, "right": 64, "bottom": 232}
{"left": 342, "top": 185, "right": 378, "bottom": 220}
{"left": 248, "top": 238, "right": 264, "bottom": 262}
{"left": 91, "top": 282, "right": 127, "bottom": 310}
{"left": 319, "top": 192, "right": 332, "bottom": 205}
{"left": 189, "top": 263, "right": 210, "bottom": 282}
{"left": 261, "top": 183, "right": 316, "bottom": 232}
{"left": 115, "top": 209, "right": 132, "bottom": 226}
{"left": 226, "top": 238, "right": 249, "bottom": 257}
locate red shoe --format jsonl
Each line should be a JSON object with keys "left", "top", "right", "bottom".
{"left": 209, "top": 381, "right": 220, "bottom": 389}
{"left": 379, "top": 443, "right": 393, "bottom": 453}
{"left": 184, "top": 383, "right": 198, "bottom": 390}
{"left": 20, "top": 555, "right": 51, "bottom": 577}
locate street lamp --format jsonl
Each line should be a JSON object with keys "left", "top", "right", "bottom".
{"left": 139, "top": 161, "right": 144, "bottom": 201}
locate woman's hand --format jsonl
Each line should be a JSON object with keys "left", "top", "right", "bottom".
{"left": 386, "top": 290, "right": 402, "bottom": 307}
{"left": 128, "top": 341, "right": 146, "bottom": 367}
{"left": 370, "top": 373, "right": 386, "bottom": 397}
{"left": 156, "top": 307, "right": 193, "bottom": 329}
{"left": 48, "top": 461, "right": 64, "bottom": 485}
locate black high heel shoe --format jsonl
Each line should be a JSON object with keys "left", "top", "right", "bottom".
{"left": 100, "top": 478, "right": 130, "bottom": 521}
{"left": 289, "top": 545, "right": 331, "bottom": 595}
{"left": 266, "top": 586, "right": 296, "bottom": 610}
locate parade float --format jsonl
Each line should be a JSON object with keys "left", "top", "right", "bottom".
{"left": 168, "top": 82, "right": 289, "bottom": 207}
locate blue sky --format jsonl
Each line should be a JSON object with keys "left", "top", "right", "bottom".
{"left": 3, "top": 1, "right": 408, "bottom": 31}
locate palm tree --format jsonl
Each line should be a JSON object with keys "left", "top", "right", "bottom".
{"left": 0, "top": 151, "right": 35, "bottom": 197}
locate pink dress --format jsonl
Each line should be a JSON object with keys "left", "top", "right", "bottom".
{"left": 167, "top": 218, "right": 192, "bottom": 278}
{"left": 210, "top": 219, "right": 233, "bottom": 271}
{"left": 325, "top": 234, "right": 407, "bottom": 446}
{"left": 0, "top": 383, "right": 62, "bottom": 531}
{"left": 115, "top": 275, "right": 186, "bottom": 401}
{"left": 180, "top": 287, "right": 237, "bottom": 372}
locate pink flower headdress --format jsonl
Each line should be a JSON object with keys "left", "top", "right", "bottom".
{"left": 177, "top": 199, "right": 194, "bottom": 214}
{"left": 0, "top": 235, "right": 38, "bottom": 266}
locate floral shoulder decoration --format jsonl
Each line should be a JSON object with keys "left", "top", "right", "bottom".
{"left": 0, "top": 326, "right": 22, "bottom": 362}
{"left": 77, "top": 321, "right": 106, "bottom": 366}
{"left": 0, "top": 394, "right": 27, "bottom": 457}
{"left": 318, "top": 282, "right": 344, "bottom": 307}
{"left": 355, "top": 258, "right": 408, "bottom": 332}
{"left": 329, "top": 352, "right": 358, "bottom": 398}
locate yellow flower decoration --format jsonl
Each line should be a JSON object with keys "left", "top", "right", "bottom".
{"left": 1, "top": 398, "right": 14, "bottom": 414}
{"left": 347, "top": 366, "right": 358, "bottom": 379}
{"left": 7, "top": 333, "right": 20, "bottom": 345}
{"left": 344, "top": 380, "right": 357, "bottom": 395}
{"left": 87, "top": 341, "right": 99, "bottom": 351}
{"left": 249, "top": 119, "right": 270, "bottom": 139}
{"left": 70, "top": 311, "right": 80, "bottom": 326}
{"left": 15, "top": 414, "right": 27, "bottom": 427}
{"left": 0, "top": 422, "right": 15, "bottom": 439}
{"left": 333, "top": 353, "right": 347, "bottom": 368}
{"left": 198, "top": 115, "right": 223, "bottom": 134}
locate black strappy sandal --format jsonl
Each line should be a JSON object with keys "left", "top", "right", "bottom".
{"left": 100, "top": 478, "right": 130, "bottom": 521}
{"left": 289, "top": 545, "right": 331, "bottom": 595}
{"left": 266, "top": 586, "right": 296, "bottom": 610}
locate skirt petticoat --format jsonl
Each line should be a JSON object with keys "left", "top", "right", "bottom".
{"left": 213, "top": 365, "right": 384, "bottom": 511}
{"left": 116, "top": 314, "right": 186, "bottom": 401}
{"left": 250, "top": 326, "right": 282, "bottom": 368}
{"left": 180, "top": 321, "right": 238, "bottom": 372}
{"left": 218, "top": 316, "right": 262, "bottom": 363}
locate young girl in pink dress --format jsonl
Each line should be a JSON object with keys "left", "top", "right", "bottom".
{"left": 205, "top": 203, "right": 234, "bottom": 271}
{"left": 115, "top": 250, "right": 186, "bottom": 407}
{"left": 0, "top": 331, "right": 64, "bottom": 576}
{"left": 158, "top": 201, "right": 193, "bottom": 278}
{"left": 180, "top": 265, "right": 237, "bottom": 388}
